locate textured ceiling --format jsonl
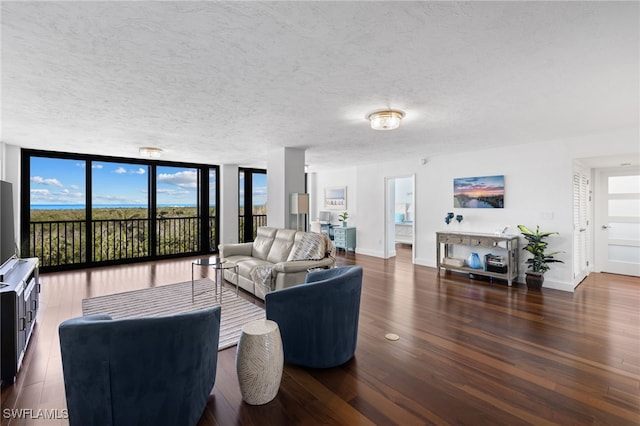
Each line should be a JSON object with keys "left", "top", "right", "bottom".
{"left": 1, "top": 1, "right": 638, "bottom": 171}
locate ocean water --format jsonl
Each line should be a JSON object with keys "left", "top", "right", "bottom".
{"left": 30, "top": 204, "right": 198, "bottom": 210}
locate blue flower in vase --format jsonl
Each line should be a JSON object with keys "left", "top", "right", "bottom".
{"left": 447, "top": 212, "right": 455, "bottom": 220}
{"left": 456, "top": 215, "right": 463, "bottom": 223}
{"left": 445, "top": 216, "right": 451, "bottom": 225}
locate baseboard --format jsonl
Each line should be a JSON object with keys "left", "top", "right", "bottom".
{"left": 355, "top": 248, "right": 386, "bottom": 258}
{"left": 414, "top": 257, "right": 435, "bottom": 268}
{"left": 541, "top": 279, "right": 575, "bottom": 292}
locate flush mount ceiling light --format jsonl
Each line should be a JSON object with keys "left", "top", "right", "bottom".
{"left": 139, "top": 147, "right": 164, "bottom": 158}
{"left": 368, "top": 110, "right": 405, "bottom": 131}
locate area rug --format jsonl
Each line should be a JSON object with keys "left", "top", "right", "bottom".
{"left": 82, "top": 278, "right": 265, "bottom": 350}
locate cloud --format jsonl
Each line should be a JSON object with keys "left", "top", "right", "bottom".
{"left": 76, "top": 163, "right": 102, "bottom": 169}
{"left": 158, "top": 170, "right": 198, "bottom": 189}
{"left": 31, "top": 176, "right": 64, "bottom": 187}
{"left": 70, "top": 184, "right": 80, "bottom": 190}
{"left": 31, "top": 189, "right": 50, "bottom": 195}
{"left": 131, "top": 168, "right": 146, "bottom": 175}
{"left": 114, "top": 167, "right": 127, "bottom": 174}
{"left": 157, "top": 188, "right": 190, "bottom": 196}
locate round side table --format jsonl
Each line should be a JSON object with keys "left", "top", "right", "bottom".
{"left": 235, "top": 319, "right": 284, "bottom": 405}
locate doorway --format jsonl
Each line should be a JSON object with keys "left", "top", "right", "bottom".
{"left": 594, "top": 167, "right": 640, "bottom": 277}
{"left": 384, "top": 175, "right": 415, "bottom": 260}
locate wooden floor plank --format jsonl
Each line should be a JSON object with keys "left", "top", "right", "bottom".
{"left": 2, "top": 247, "right": 639, "bottom": 425}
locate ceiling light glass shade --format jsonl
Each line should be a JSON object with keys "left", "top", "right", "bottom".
{"left": 139, "top": 147, "right": 163, "bottom": 158}
{"left": 368, "top": 110, "right": 405, "bottom": 130}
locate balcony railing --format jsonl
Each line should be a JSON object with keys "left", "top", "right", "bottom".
{"left": 30, "top": 220, "right": 87, "bottom": 267}
{"left": 238, "top": 214, "right": 267, "bottom": 242}
{"left": 92, "top": 218, "right": 150, "bottom": 261}
{"left": 30, "top": 216, "right": 217, "bottom": 269}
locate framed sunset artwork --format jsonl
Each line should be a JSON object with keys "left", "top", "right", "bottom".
{"left": 453, "top": 175, "right": 504, "bottom": 208}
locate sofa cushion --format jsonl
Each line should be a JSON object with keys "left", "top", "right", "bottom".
{"left": 266, "top": 229, "right": 297, "bottom": 264}
{"left": 236, "top": 257, "right": 274, "bottom": 279}
{"left": 252, "top": 227, "right": 277, "bottom": 260}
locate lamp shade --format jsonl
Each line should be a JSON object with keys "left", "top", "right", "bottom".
{"left": 290, "top": 193, "right": 309, "bottom": 214}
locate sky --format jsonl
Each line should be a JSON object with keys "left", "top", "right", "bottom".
{"left": 28, "top": 157, "right": 269, "bottom": 206}
{"left": 453, "top": 175, "right": 505, "bottom": 198}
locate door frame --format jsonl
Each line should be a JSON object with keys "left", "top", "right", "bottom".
{"left": 383, "top": 174, "right": 415, "bottom": 261}
{"left": 572, "top": 161, "right": 592, "bottom": 285}
{"left": 594, "top": 166, "right": 640, "bottom": 276}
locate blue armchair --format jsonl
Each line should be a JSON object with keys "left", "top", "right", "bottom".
{"left": 265, "top": 265, "right": 363, "bottom": 368}
{"left": 58, "top": 306, "right": 221, "bottom": 426}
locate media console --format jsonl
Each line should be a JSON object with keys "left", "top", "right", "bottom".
{"left": 0, "top": 257, "right": 40, "bottom": 386}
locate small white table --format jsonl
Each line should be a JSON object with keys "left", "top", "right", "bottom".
{"left": 191, "top": 257, "right": 239, "bottom": 302}
{"left": 235, "top": 319, "right": 284, "bottom": 405}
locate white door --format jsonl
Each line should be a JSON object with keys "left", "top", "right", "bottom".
{"left": 572, "top": 167, "right": 590, "bottom": 283}
{"left": 595, "top": 168, "right": 640, "bottom": 276}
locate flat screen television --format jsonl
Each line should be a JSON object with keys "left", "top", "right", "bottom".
{"left": 1, "top": 180, "right": 17, "bottom": 266}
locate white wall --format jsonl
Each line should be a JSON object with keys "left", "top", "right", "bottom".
{"left": 267, "top": 147, "right": 305, "bottom": 229}
{"left": 219, "top": 164, "right": 239, "bottom": 244}
{"left": 313, "top": 128, "right": 639, "bottom": 292}
{"left": 311, "top": 167, "right": 357, "bottom": 225}
{"left": 0, "top": 143, "right": 23, "bottom": 256}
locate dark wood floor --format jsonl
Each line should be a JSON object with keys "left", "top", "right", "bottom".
{"left": 2, "top": 247, "right": 639, "bottom": 425}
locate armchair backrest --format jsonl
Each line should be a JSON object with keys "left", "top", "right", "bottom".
{"left": 59, "top": 306, "right": 221, "bottom": 426}
{"left": 265, "top": 266, "right": 363, "bottom": 368}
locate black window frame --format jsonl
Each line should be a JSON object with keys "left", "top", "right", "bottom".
{"left": 21, "top": 149, "right": 220, "bottom": 272}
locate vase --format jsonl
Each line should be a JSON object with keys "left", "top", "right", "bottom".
{"left": 467, "top": 252, "right": 481, "bottom": 269}
{"left": 342, "top": 221, "right": 347, "bottom": 227}
{"left": 525, "top": 272, "right": 544, "bottom": 290}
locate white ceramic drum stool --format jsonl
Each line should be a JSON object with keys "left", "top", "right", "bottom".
{"left": 235, "top": 319, "right": 284, "bottom": 405}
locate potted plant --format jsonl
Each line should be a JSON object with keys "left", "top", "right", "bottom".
{"left": 338, "top": 211, "right": 349, "bottom": 227}
{"left": 517, "top": 225, "right": 564, "bottom": 290}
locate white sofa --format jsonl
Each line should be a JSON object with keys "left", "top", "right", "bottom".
{"left": 218, "top": 227, "right": 335, "bottom": 299}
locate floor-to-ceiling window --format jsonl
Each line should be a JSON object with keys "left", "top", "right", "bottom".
{"left": 239, "top": 168, "right": 267, "bottom": 242}
{"left": 92, "top": 161, "right": 150, "bottom": 262}
{"left": 28, "top": 156, "right": 87, "bottom": 267}
{"left": 155, "top": 165, "right": 200, "bottom": 256}
{"left": 21, "top": 150, "right": 219, "bottom": 271}
{"left": 208, "top": 168, "right": 218, "bottom": 251}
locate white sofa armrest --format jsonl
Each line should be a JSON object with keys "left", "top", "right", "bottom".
{"left": 218, "top": 242, "right": 253, "bottom": 258}
{"left": 273, "top": 258, "right": 335, "bottom": 274}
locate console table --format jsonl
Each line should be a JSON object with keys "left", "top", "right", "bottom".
{"left": 436, "top": 232, "right": 519, "bottom": 286}
{"left": 0, "top": 257, "right": 40, "bottom": 385}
